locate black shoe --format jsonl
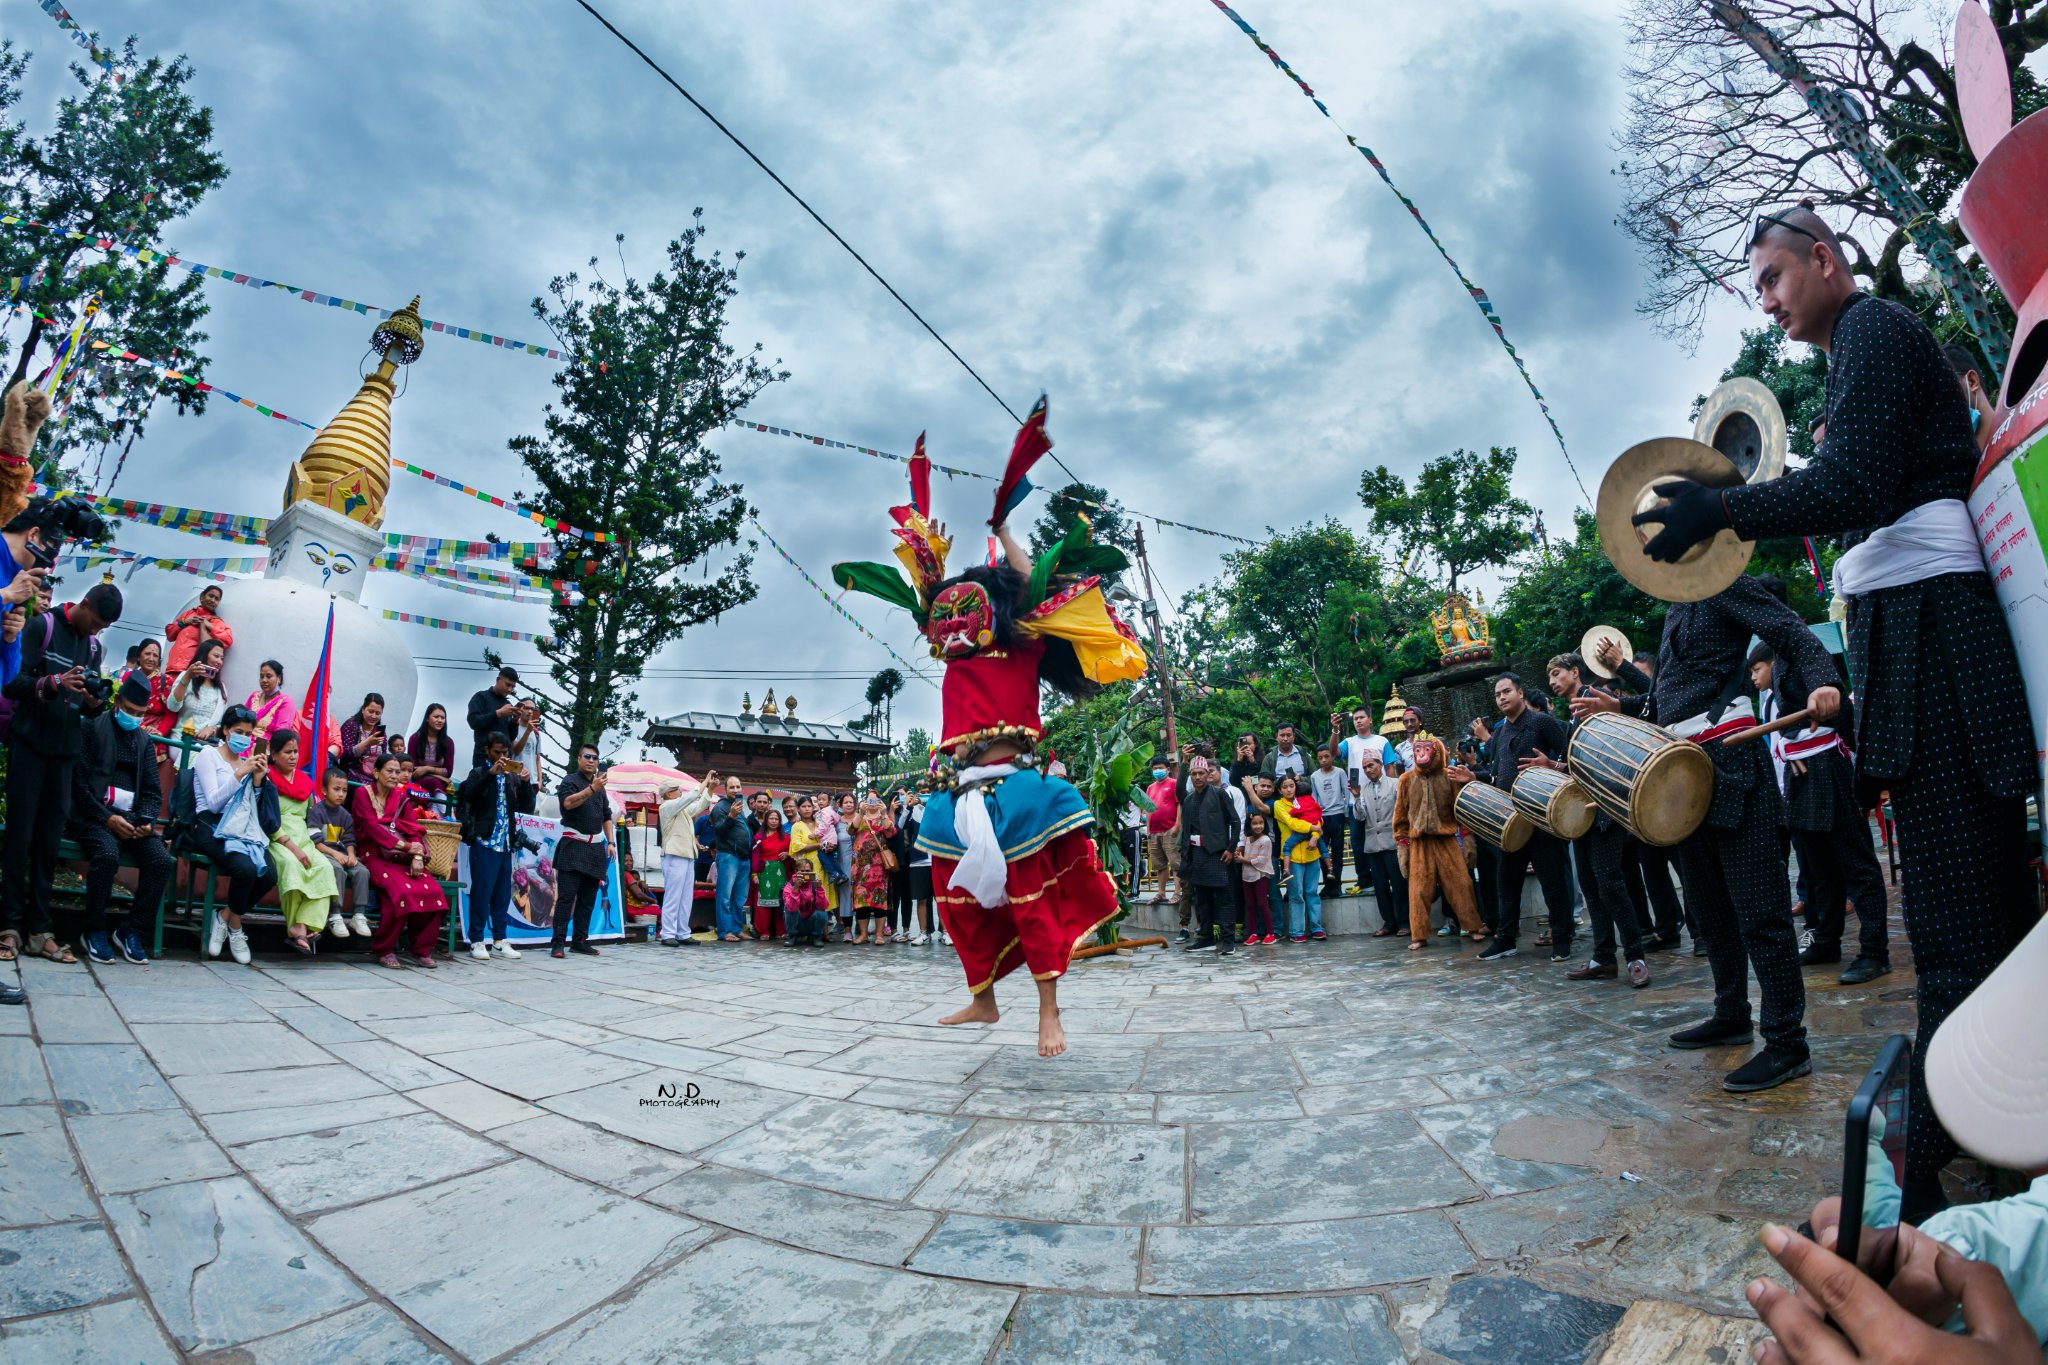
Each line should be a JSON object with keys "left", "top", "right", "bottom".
{"left": 1184, "top": 939, "right": 1217, "bottom": 954}
{"left": 1691, "top": 941, "right": 1709, "bottom": 958}
{"left": 1548, "top": 950, "right": 1573, "bottom": 963}
{"left": 570, "top": 943, "right": 601, "bottom": 957}
{"left": 1176, "top": 928, "right": 1189, "bottom": 943}
{"left": 1218, "top": 943, "right": 1236, "bottom": 957}
{"left": 1646, "top": 934, "right": 1684, "bottom": 953}
{"left": 1722, "top": 1044, "right": 1812, "bottom": 1093}
{"left": 1799, "top": 944, "right": 1842, "bottom": 967}
{"left": 550, "top": 946, "right": 566, "bottom": 959}
{"left": 1669, "top": 1017, "right": 1754, "bottom": 1050}
{"left": 0, "top": 981, "right": 23, "bottom": 1007}
{"left": 1477, "top": 942, "right": 1519, "bottom": 962}
{"left": 1838, "top": 957, "right": 1892, "bottom": 985}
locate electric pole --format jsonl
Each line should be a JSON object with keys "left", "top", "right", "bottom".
{"left": 1134, "top": 524, "right": 1178, "bottom": 755}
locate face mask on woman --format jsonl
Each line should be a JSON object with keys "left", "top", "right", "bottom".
{"left": 226, "top": 732, "right": 254, "bottom": 755}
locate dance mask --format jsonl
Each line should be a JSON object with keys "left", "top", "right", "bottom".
{"left": 926, "top": 581, "right": 996, "bottom": 659}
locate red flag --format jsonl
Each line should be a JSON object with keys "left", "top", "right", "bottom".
{"left": 297, "top": 602, "right": 337, "bottom": 786}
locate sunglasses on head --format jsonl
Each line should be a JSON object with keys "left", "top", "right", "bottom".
{"left": 1749, "top": 211, "right": 1822, "bottom": 249}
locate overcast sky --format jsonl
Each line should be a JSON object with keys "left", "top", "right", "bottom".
{"left": 7, "top": 0, "right": 1765, "bottom": 748}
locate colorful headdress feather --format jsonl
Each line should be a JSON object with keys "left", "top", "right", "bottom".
{"left": 990, "top": 394, "right": 1050, "bottom": 529}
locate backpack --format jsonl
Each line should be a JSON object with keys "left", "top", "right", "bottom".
{"left": 0, "top": 613, "right": 56, "bottom": 743}
{"left": 166, "top": 765, "right": 208, "bottom": 853}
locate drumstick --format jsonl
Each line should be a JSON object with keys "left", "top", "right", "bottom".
{"left": 1717, "top": 708, "right": 1815, "bottom": 747}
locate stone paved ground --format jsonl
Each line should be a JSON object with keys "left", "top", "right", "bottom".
{"left": 0, "top": 907, "right": 1912, "bottom": 1363}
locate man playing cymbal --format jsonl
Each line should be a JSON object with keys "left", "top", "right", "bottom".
{"left": 1632, "top": 204, "right": 2034, "bottom": 1216}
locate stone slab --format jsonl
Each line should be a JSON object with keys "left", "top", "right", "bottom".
{"left": 132, "top": 1020, "right": 332, "bottom": 1076}
{"left": 487, "top": 1113, "right": 700, "bottom": 1196}
{"left": 27, "top": 992, "right": 130, "bottom": 1044}
{"left": 702, "top": 1054, "right": 870, "bottom": 1099}
{"left": 0, "top": 1219, "right": 133, "bottom": 1317}
{"left": 264, "top": 1003, "right": 375, "bottom": 1044}
{"left": 67, "top": 1107, "right": 235, "bottom": 1195}
{"left": 1296, "top": 1074, "right": 1454, "bottom": 1117}
{"left": 914, "top": 1118, "right": 1184, "bottom": 1224}
{"left": 360, "top": 1009, "right": 520, "bottom": 1054}
{"left": 1157, "top": 1089, "right": 1303, "bottom": 1123}
{"left": 1138, "top": 1045, "right": 1303, "bottom": 1094}
{"left": 704, "top": 1094, "right": 972, "bottom": 1201}
{"left": 40, "top": 1043, "right": 179, "bottom": 1114}
{"left": 1002, "top": 1292, "right": 1406, "bottom": 1365}
{"left": 541, "top": 1069, "right": 797, "bottom": 1154}
{"left": 816, "top": 1035, "right": 998, "bottom": 1084}
{"left": 108, "top": 986, "right": 275, "bottom": 1024}
{"left": 103, "top": 1177, "right": 362, "bottom": 1353}
{"left": 308, "top": 1161, "right": 708, "bottom": 1363}
{"left": 218, "top": 1300, "right": 452, "bottom": 1364}
{"left": 1595, "top": 1298, "right": 1763, "bottom": 1365}
{"left": 0, "top": 1104, "right": 97, "bottom": 1223}
{"left": 169, "top": 1063, "right": 388, "bottom": 1116}
{"left": 234, "top": 1112, "right": 508, "bottom": 1214}
{"left": 910, "top": 1213, "right": 1141, "bottom": 1291}
{"left": 1192, "top": 1110, "right": 1482, "bottom": 1223}
{"left": 1144, "top": 1212, "right": 1474, "bottom": 1294}
{"left": 1451, "top": 1178, "right": 1663, "bottom": 1261}
{"left": 198, "top": 1091, "right": 421, "bottom": 1147}
{"left": 433, "top": 1037, "right": 648, "bottom": 1100}
{"left": 325, "top": 1039, "right": 463, "bottom": 1091}
{"left": 1420, "top": 1276, "right": 1627, "bottom": 1365}
{"left": 645, "top": 1165, "right": 938, "bottom": 1265}
{"left": 292, "top": 986, "right": 462, "bottom": 1021}
{"left": 958, "top": 1088, "right": 1158, "bottom": 1123}
{"left": 0, "top": 1296, "right": 179, "bottom": 1365}
{"left": 507, "top": 1234, "right": 1017, "bottom": 1365}
{"left": 407, "top": 1078, "right": 542, "bottom": 1131}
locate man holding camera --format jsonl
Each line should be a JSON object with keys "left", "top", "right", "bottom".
{"left": 551, "top": 742, "right": 614, "bottom": 958}
{"left": 467, "top": 665, "right": 523, "bottom": 769}
{"left": 69, "top": 672, "right": 174, "bottom": 964}
{"left": 2, "top": 582, "right": 121, "bottom": 965}
{"left": 457, "top": 733, "right": 538, "bottom": 960}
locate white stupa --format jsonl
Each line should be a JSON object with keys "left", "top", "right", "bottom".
{"left": 190, "top": 299, "right": 428, "bottom": 731}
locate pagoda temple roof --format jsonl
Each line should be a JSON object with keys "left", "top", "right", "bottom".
{"left": 641, "top": 709, "right": 891, "bottom": 756}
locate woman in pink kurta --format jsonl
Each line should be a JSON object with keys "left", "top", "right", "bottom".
{"left": 351, "top": 752, "right": 448, "bottom": 968}
{"left": 246, "top": 659, "right": 299, "bottom": 741}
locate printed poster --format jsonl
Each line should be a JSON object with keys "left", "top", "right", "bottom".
{"left": 456, "top": 812, "right": 625, "bottom": 944}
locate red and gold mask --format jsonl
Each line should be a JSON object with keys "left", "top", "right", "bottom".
{"left": 925, "top": 581, "right": 996, "bottom": 659}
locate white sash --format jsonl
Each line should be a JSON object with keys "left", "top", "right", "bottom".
{"left": 951, "top": 763, "right": 1019, "bottom": 908}
{"left": 1831, "top": 499, "right": 1985, "bottom": 597}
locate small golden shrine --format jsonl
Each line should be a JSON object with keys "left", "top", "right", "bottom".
{"left": 285, "top": 296, "right": 425, "bottom": 526}
{"left": 1431, "top": 591, "right": 1494, "bottom": 667}
{"left": 1378, "top": 685, "right": 1409, "bottom": 739}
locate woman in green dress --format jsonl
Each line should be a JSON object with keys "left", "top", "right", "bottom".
{"left": 267, "top": 733, "right": 339, "bottom": 955}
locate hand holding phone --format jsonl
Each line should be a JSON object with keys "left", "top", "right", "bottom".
{"left": 1836, "top": 1034, "right": 1912, "bottom": 1279}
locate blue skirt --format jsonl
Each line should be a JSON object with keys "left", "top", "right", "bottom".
{"left": 915, "top": 770, "right": 1095, "bottom": 863}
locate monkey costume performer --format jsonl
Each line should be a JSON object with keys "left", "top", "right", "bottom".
{"left": 832, "top": 400, "right": 1147, "bottom": 1056}
{"left": 1392, "top": 734, "right": 1489, "bottom": 950}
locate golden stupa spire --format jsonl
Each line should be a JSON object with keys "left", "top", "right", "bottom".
{"left": 285, "top": 296, "right": 425, "bottom": 527}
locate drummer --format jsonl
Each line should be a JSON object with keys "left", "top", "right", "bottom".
{"left": 1634, "top": 204, "right": 2034, "bottom": 1206}
{"left": 1571, "top": 573, "right": 1838, "bottom": 1093}
{"left": 1466, "top": 673, "right": 1575, "bottom": 963}
{"left": 1539, "top": 653, "right": 1652, "bottom": 989}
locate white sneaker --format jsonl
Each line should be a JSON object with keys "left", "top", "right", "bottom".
{"left": 327, "top": 913, "right": 350, "bottom": 938}
{"left": 491, "top": 941, "right": 521, "bottom": 960}
{"left": 226, "top": 929, "right": 252, "bottom": 965}
{"left": 471, "top": 941, "right": 491, "bottom": 961}
{"left": 207, "top": 913, "right": 228, "bottom": 958}
{"left": 348, "top": 912, "right": 371, "bottom": 937}
{"left": 940, "top": 930, "right": 953, "bottom": 946}
{"left": 911, "top": 932, "right": 929, "bottom": 946}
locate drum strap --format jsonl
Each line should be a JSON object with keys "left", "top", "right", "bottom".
{"left": 1667, "top": 696, "right": 1756, "bottom": 741}
{"left": 1775, "top": 728, "right": 1850, "bottom": 762}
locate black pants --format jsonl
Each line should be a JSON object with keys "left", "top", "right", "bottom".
{"left": 888, "top": 867, "right": 911, "bottom": 931}
{"left": 1359, "top": 848, "right": 1406, "bottom": 932}
{"left": 1889, "top": 774, "right": 2032, "bottom": 1215}
{"left": 1320, "top": 815, "right": 1348, "bottom": 889}
{"left": 1, "top": 744, "right": 73, "bottom": 940}
{"left": 1578, "top": 822, "right": 1647, "bottom": 966}
{"left": 1190, "top": 881, "right": 1236, "bottom": 944}
{"left": 552, "top": 868, "right": 602, "bottom": 947}
{"left": 1673, "top": 801, "right": 1806, "bottom": 1053}
{"left": 70, "top": 822, "right": 175, "bottom": 938}
{"left": 1793, "top": 815, "right": 1889, "bottom": 960}
{"left": 1626, "top": 837, "right": 1686, "bottom": 942}
{"left": 191, "top": 828, "right": 276, "bottom": 919}
{"left": 1493, "top": 832, "right": 1574, "bottom": 951}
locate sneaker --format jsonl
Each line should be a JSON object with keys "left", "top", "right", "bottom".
{"left": 570, "top": 943, "right": 601, "bottom": 957}
{"left": 207, "top": 912, "right": 229, "bottom": 959}
{"left": 1289, "top": 935, "right": 1307, "bottom": 944}
{"left": 1565, "top": 960, "right": 1617, "bottom": 980}
{"left": 1185, "top": 939, "right": 1217, "bottom": 953}
{"left": 492, "top": 941, "right": 521, "bottom": 960}
{"left": 83, "top": 932, "right": 115, "bottom": 964}
{"left": 0, "top": 980, "right": 23, "bottom": 1006}
{"left": 1839, "top": 957, "right": 1892, "bottom": 986}
{"left": 1549, "top": 950, "right": 1573, "bottom": 963}
{"left": 911, "top": 932, "right": 930, "bottom": 946}
{"left": 1437, "top": 922, "right": 1454, "bottom": 937}
{"left": 1646, "top": 934, "right": 1683, "bottom": 953}
{"left": 348, "top": 912, "right": 371, "bottom": 937}
{"left": 1799, "top": 943, "right": 1842, "bottom": 967}
{"left": 226, "top": 929, "right": 252, "bottom": 966}
{"left": 1669, "top": 1017, "right": 1754, "bottom": 1050}
{"left": 1262, "top": 934, "right": 1278, "bottom": 945}
{"left": 1477, "top": 942, "right": 1519, "bottom": 962}
{"left": 116, "top": 929, "right": 148, "bottom": 964}
{"left": 1310, "top": 930, "right": 1327, "bottom": 941}
{"left": 551, "top": 946, "right": 566, "bottom": 959}
{"left": 1626, "top": 959, "right": 1652, "bottom": 989}
{"left": 1796, "top": 926, "right": 1815, "bottom": 951}
{"left": 940, "top": 930, "right": 953, "bottom": 946}
{"left": 1177, "top": 928, "right": 1189, "bottom": 943}
{"left": 471, "top": 941, "right": 491, "bottom": 961}
{"left": 1692, "top": 940, "right": 1709, "bottom": 958}
{"left": 1218, "top": 943, "right": 1236, "bottom": 957}
{"left": 1722, "top": 1044, "right": 1813, "bottom": 1093}
{"left": 327, "top": 913, "right": 350, "bottom": 938}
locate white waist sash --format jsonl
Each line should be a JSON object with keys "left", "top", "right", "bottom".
{"left": 952, "top": 762, "right": 1020, "bottom": 909}
{"left": 1665, "top": 695, "right": 1756, "bottom": 740}
{"left": 1831, "top": 499, "right": 1984, "bottom": 597}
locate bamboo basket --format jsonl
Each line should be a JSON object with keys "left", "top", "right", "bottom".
{"left": 419, "top": 818, "right": 463, "bottom": 880}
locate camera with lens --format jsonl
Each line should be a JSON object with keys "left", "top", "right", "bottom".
{"left": 13, "top": 495, "right": 111, "bottom": 570}
{"left": 80, "top": 671, "right": 114, "bottom": 705}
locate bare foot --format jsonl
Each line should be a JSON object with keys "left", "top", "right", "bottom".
{"left": 1038, "top": 1008, "right": 1066, "bottom": 1058}
{"left": 939, "top": 995, "right": 1000, "bottom": 1027}
{"left": 1408, "top": 940, "right": 1427, "bottom": 951}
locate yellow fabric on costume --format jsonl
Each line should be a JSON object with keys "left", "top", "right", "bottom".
{"left": 1019, "top": 584, "right": 1147, "bottom": 685}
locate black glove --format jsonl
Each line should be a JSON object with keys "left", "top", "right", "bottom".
{"left": 1631, "top": 479, "right": 1732, "bottom": 563}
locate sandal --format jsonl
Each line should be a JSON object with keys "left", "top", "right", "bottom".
{"left": 29, "top": 935, "right": 77, "bottom": 965}
{"left": 289, "top": 935, "right": 316, "bottom": 956}
{"left": 1372, "top": 927, "right": 1399, "bottom": 938}
{"left": 1535, "top": 931, "right": 1553, "bottom": 948}
{"left": 0, "top": 930, "right": 18, "bottom": 962}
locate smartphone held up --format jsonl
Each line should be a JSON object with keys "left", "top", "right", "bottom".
{"left": 1836, "top": 1034, "right": 1912, "bottom": 1278}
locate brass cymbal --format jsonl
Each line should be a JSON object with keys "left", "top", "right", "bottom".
{"left": 1579, "top": 624, "right": 1632, "bottom": 678}
{"left": 1596, "top": 436, "right": 1754, "bottom": 604}
{"left": 1693, "top": 376, "right": 1788, "bottom": 484}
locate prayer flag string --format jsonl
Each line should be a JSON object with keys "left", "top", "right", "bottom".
{"left": 749, "top": 516, "right": 940, "bottom": 689}
{"left": 388, "top": 458, "right": 613, "bottom": 543}
{"left": 33, "top": 1, "right": 122, "bottom": 85}
{"left": 1203, "top": 1, "right": 1587, "bottom": 503}
{"left": 379, "top": 609, "right": 555, "bottom": 646}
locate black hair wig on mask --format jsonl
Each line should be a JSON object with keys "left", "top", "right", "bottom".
{"left": 934, "top": 563, "right": 1099, "bottom": 702}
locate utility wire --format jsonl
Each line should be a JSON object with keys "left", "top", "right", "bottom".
{"left": 569, "top": 0, "right": 1082, "bottom": 485}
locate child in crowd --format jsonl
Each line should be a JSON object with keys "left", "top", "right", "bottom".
{"left": 812, "top": 792, "right": 844, "bottom": 881}
{"left": 1277, "top": 791, "right": 1324, "bottom": 862}
{"left": 1239, "top": 811, "right": 1276, "bottom": 945}
{"left": 310, "top": 767, "right": 372, "bottom": 938}
{"left": 753, "top": 809, "right": 790, "bottom": 939}
{"left": 782, "top": 860, "right": 830, "bottom": 945}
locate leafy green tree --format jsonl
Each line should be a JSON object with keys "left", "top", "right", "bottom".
{"left": 1492, "top": 509, "right": 1668, "bottom": 661}
{"left": 510, "top": 216, "right": 785, "bottom": 750}
{"left": 1218, "top": 519, "right": 1378, "bottom": 706}
{"left": 863, "top": 667, "right": 905, "bottom": 740}
{"left": 1029, "top": 481, "right": 1135, "bottom": 559}
{"left": 1358, "top": 447, "right": 1536, "bottom": 593}
{"left": 0, "top": 36, "right": 228, "bottom": 476}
